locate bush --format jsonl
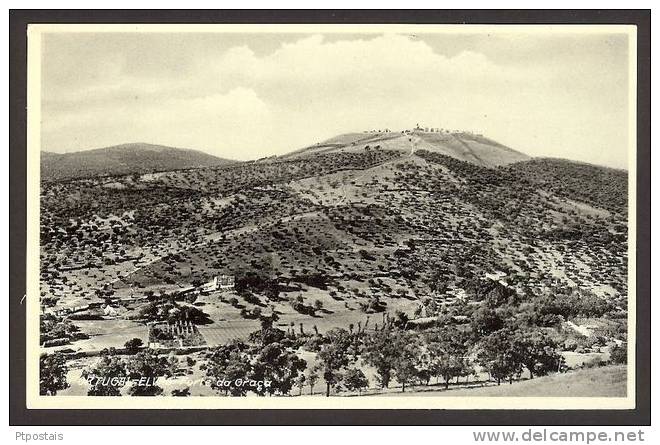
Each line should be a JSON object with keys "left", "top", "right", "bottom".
{"left": 609, "top": 343, "right": 627, "bottom": 364}
{"left": 242, "top": 293, "right": 262, "bottom": 305}
{"left": 292, "top": 272, "right": 331, "bottom": 290}
{"left": 240, "top": 307, "right": 262, "bottom": 320}
{"left": 124, "top": 337, "right": 144, "bottom": 353}
{"left": 290, "top": 300, "right": 316, "bottom": 316}
{"left": 343, "top": 368, "right": 369, "bottom": 394}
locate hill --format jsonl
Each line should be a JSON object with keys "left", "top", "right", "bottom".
{"left": 39, "top": 128, "right": 629, "bottom": 398}
{"left": 41, "top": 143, "right": 234, "bottom": 181}
{"left": 40, "top": 138, "right": 628, "bottom": 326}
{"left": 506, "top": 158, "right": 628, "bottom": 214}
{"left": 283, "top": 129, "right": 530, "bottom": 168}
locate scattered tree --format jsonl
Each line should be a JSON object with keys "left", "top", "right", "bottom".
{"left": 40, "top": 352, "right": 69, "bottom": 396}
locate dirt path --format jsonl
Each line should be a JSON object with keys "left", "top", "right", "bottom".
{"left": 409, "top": 135, "right": 421, "bottom": 156}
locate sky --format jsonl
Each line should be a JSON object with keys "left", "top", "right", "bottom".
{"left": 40, "top": 29, "right": 632, "bottom": 168}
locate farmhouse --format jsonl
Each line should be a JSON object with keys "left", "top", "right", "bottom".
{"left": 199, "top": 275, "right": 235, "bottom": 294}
{"left": 200, "top": 276, "right": 218, "bottom": 293}
{"left": 218, "top": 274, "right": 235, "bottom": 290}
{"left": 70, "top": 304, "right": 90, "bottom": 313}
{"left": 484, "top": 270, "right": 508, "bottom": 286}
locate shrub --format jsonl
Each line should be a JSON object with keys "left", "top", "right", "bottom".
{"left": 609, "top": 343, "right": 627, "bottom": 364}
{"left": 124, "top": 337, "right": 144, "bottom": 354}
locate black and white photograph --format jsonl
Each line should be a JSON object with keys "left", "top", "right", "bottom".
{"left": 22, "top": 21, "right": 640, "bottom": 411}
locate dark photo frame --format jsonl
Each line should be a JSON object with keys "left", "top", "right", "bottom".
{"left": 9, "top": 9, "right": 650, "bottom": 426}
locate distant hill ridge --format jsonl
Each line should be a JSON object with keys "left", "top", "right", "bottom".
{"left": 41, "top": 129, "right": 615, "bottom": 182}
{"left": 41, "top": 143, "right": 234, "bottom": 181}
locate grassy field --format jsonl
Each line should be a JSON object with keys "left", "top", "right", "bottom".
{"left": 374, "top": 365, "right": 627, "bottom": 397}
{"left": 43, "top": 319, "right": 149, "bottom": 353}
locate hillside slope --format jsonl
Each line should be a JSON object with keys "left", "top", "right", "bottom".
{"left": 284, "top": 130, "right": 530, "bottom": 168}
{"left": 40, "top": 142, "right": 628, "bottom": 332}
{"left": 41, "top": 143, "right": 234, "bottom": 181}
{"left": 506, "top": 158, "right": 628, "bottom": 214}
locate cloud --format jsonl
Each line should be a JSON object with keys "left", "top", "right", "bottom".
{"left": 41, "top": 32, "right": 630, "bottom": 168}
{"left": 43, "top": 86, "right": 271, "bottom": 158}
{"left": 213, "top": 34, "right": 528, "bottom": 102}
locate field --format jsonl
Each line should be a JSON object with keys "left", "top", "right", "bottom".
{"left": 378, "top": 365, "right": 627, "bottom": 398}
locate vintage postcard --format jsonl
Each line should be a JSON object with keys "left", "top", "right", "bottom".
{"left": 26, "top": 23, "right": 637, "bottom": 410}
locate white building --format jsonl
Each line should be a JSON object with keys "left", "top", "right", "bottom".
{"left": 200, "top": 276, "right": 219, "bottom": 293}
{"left": 200, "top": 275, "right": 235, "bottom": 294}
